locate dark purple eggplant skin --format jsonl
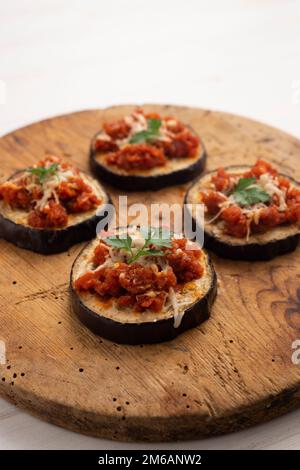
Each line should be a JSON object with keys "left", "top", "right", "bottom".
{"left": 89, "top": 133, "right": 207, "bottom": 191}
{"left": 70, "top": 250, "right": 217, "bottom": 345}
{"left": 184, "top": 166, "right": 300, "bottom": 261}
{"left": 0, "top": 203, "right": 112, "bottom": 255}
{"left": 0, "top": 170, "right": 113, "bottom": 254}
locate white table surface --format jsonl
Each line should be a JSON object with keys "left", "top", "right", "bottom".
{"left": 0, "top": 0, "right": 300, "bottom": 450}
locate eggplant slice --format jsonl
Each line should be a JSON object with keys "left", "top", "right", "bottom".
{"left": 0, "top": 171, "right": 112, "bottom": 255}
{"left": 70, "top": 237, "right": 217, "bottom": 344}
{"left": 185, "top": 165, "right": 300, "bottom": 261}
{"left": 89, "top": 132, "right": 207, "bottom": 191}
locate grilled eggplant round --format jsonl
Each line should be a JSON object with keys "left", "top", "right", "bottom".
{"left": 89, "top": 133, "right": 207, "bottom": 192}
{"left": 70, "top": 233, "right": 217, "bottom": 344}
{"left": 185, "top": 165, "right": 300, "bottom": 261}
{"left": 0, "top": 171, "right": 112, "bottom": 255}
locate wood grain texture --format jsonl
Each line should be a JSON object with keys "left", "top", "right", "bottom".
{"left": 0, "top": 105, "right": 300, "bottom": 442}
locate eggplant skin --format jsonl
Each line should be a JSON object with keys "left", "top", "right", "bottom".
{"left": 0, "top": 197, "right": 113, "bottom": 255}
{"left": 70, "top": 257, "right": 217, "bottom": 345}
{"left": 89, "top": 136, "right": 207, "bottom": 191}
{"left": 184, "top": 166, "right": 300, "bottom": 261}
{"left": 194, "top": 222, "right": 298, "bottom": 261}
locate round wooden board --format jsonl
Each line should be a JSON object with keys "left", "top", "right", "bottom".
{"left": 0, "top": 105, "right": 300, "bottom": 442}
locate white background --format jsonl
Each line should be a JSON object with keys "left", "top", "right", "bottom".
{"left": 0, "top": 0, "right": 300, "bottom": 450}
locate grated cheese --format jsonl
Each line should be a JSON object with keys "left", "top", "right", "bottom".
{"left": 30, "top": 165, "right": 87, "bottom": 210}
{"left": 168, "top": 287, "right": 193, "bottom": 328}
{"left": 258, "top": 173, "right": 287, "bottom": 211}
{"left": 203, "top": 171, "right": 289, "bottom": 238}
{"left": 97, "top": 112, "right": 175, "bottom": 149}
{"left": 169, "top": 287, "right": 180, "bottom": 328}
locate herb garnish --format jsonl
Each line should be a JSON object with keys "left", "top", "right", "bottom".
{"left": 27, "top": 163, "right": 59, "bottom": 183}
{"left": 105, "top": 226, "right": 172, "bottom": 264}
{"left": 129, "top": 118, "right": 162, "bottom": 144}
{"left": 232, "top": 177, "right": 270, "bottom": 206}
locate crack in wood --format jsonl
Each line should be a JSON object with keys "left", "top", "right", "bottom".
{"left": 15, "top": 283, "right": 68, "bottom": 305}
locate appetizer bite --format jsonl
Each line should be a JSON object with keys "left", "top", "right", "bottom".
{"left": 185, "top": 160, "right": 300, "bottom": 260}
{"left": 90, "top": 109, "right": 206, "bottom": 190}
{"left": 70, "top": 226, "right": 217, "bottom": 344}
{"left": 0, "top": 155, "right": 111, "bottom": 254}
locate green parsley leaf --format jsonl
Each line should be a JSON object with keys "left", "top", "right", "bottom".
{"left": 232, "top": 177, "right": 270, "bottom": 207}
{"left": 235, "top": 177, "right": 256, "bottom": 191}
{"left": 140, "top": 226, "right": 172, "bottom": 248}
{"left": 27, "top": 163, "right": 59, "bottom": 183}
{"left": 129, "top": 131, "right": 151, "bottom": 144}
{"left": 128, "top": 248, "right": 165, "bottom": 264}
{"left": 105, "top": 226, "right": 172, "bottom": 264}
{"left": 147, "top": 118, "right": 161, "bottom": 134}
{"left": 106, "top": 235, "right": 132, "bottom": 251}
{"left": 144, "top": 248, "right": 165, "bottom": 256}
{"left": 129, "top": 118, "right": 162, "bottom": 144}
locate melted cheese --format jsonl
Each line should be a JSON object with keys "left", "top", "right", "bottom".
{"left": 169, "top": 287, "right": 180, "bottom": 328}
{"left": 258, "top": 173, "right": 287, "bottom": 211}
{"left": 35, "top": 178, "right": 59, "bottom": 209}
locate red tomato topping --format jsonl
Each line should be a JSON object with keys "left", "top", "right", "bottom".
{"left": 286, "top": 204, "right": 300, "bottom": 223}
{"left": 67, "top": 192, "right": 100, "bottom": 213}
{"left": 119, "top": 264, "right": 176, "bottom": 295}
{"left": 0, "top": 156, "right": 101, "bottom": 229}
{"left": 75, "top": 262, "right": 176, "bottom": 300}
{"left": 73, "top": 271, "right": 96, "bottom": 290}
{"left": 36, "top": 154, "right": 75, "bottom": 173}
{"left": 243, "top": 159, "right": 278, "bottom": 178}
{"left": 0, "top": 182, "right": 32, "bottom": 209}
{"left": 93, "top": 265, "right": 127, "bottom": 297}
{"left": 160, "top": 130, "right": 199, "bottom": 159}
{"left": 200, "top": 190, "right": 226, "bottom": 214}
{"left": 164, "top": 117, "right": 185, "bottom": 134}
{"left": 94, "top": 110, "right": 200, "bottom": 169}
{"left": 118, "top": 291, "right": 166, "bottom": 312}
{"left": 106, "top": 144, "right": 166, "bottom": 170}
{"left": 166, "top": 238, "right": 203, "bottom": 282}
{"left": 94, "top": 139, "right": 119, "bottom": 153}
{"left": 117, "top": 294, "right": 135, "bottom": 308}
{"left": 200, "top": 159, "right": 300, "bottom": 238}
{"left": 211, "top": 168, "right": 232, "bottom": 192}
{"left": 286, "top": 187, "right": 300, "bottom": 223}
{"left": 56, "top": 177, "right": 101, "bottom": 213}
{"left": 28, "top": 201, "right": 68, "bottom": 228}
{"left": 277, "top": 176, "right": 291, "bottom": 190}
{"left": 103, "top": 119, "right": 131, "bottom": 140}
{"left": 93, "top": 242, "right": 109, "bottom": 266}
{"left": 287, "top": 187, "right": 300, "bottom": 204}
{"left": 37, "top": 154, "right": 60, "bottom": 167}
{"left": 254, "top": 205, "right": 285, "bottom": 229}
{"left": 75, "top": 236, "right": 204, "bottom": 312}
{"left": 75, "top": 263, "right": 128, "bottom": 296}
{"left": 135, "top": 292, "right": 167, "bottom": 312}
{"left": 221, "top": 206, "right": 248, "bottom": 238}
{"left": 145, "top": 112, "right": 161, "bottom": 120}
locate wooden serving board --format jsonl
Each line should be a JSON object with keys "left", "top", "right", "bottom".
{"left": 0, "top": 105, "right": 300, "bottom": 442}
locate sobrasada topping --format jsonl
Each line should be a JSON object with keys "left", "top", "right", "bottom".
{"left": 74, "top": 227, "right": 204, "bottom": 315}
{"left": 198, "top": 160, "right": 300, "bottom": 239}
{"left": 93, "top": 109, "right": 200, "bottom": 171}
{"left": 0, "top": 155, "right": 101, "bottom": 229}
